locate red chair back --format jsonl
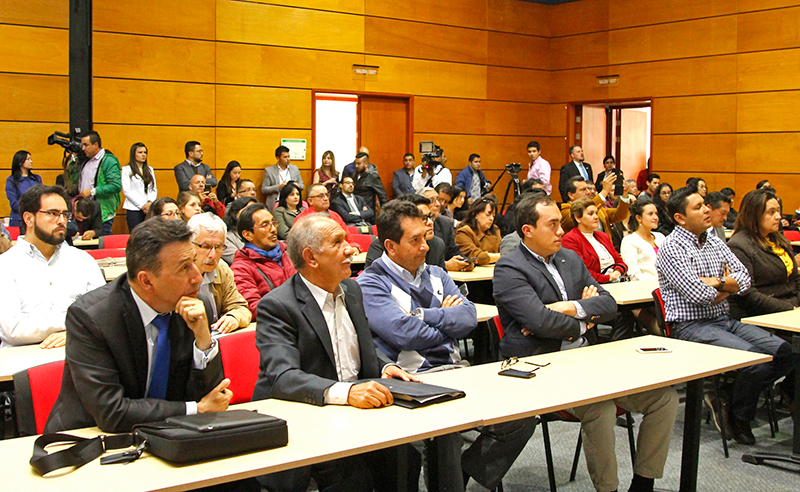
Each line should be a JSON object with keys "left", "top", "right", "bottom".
{"left": 218, "top": 330, "right": 260, "bottom": 404}
{"left": 492, "top": 316, "right": 504, "bottom": 339}
{"left": 86, "top": 248, "right": 126, "bottom": 260}
{"left": 349, "top": 233, "right": 374, "bottom": 252}
{"left": 371, "top": 225, "right": 378, "bottom": 236}
{"left": 346, "top": 226, "right": 360, "bottom": 236}
{"left": 99, "top": 234, "right": 130, "bottom": 249}
{"left": 6, "top": 226, "right": 20, "bottom": 240}
{"left": 13, "top": 360, "right": 65, "bottom": 435}
{"left": 783, "top": 230, "right": 800, "bottom": 242}
{"left": 652, "top": 288, "right": 671, "bottom": 337}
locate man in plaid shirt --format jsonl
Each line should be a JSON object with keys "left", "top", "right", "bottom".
{"left": 657, "top": 186, "right": 796, "bottom": 445}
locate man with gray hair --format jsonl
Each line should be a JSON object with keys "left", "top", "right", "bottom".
{"left": 252, "top": 213, "right": 420, "bottom": 492}
{"left": 187, "top": 213, "right": 251, "bottom": 334}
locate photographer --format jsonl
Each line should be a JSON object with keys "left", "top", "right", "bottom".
{"left": 454, "top": 153, "right": 490, "bottom": 205}
{"left": 71, "top": 131, "right": 122, "bottom": 236}
{"left": 412, "top": 153, "right": 452, "bottom": 192}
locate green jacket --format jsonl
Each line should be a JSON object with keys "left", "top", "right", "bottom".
{"left": 70, "top": 150, "right": 122, "bottom": 222}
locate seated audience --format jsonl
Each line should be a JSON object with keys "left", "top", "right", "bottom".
{"left": 177, "top": 190, "right": 203, "bottom": 222}
{"left": 653, "top": 183, "right": 674, "bottom": 236}
{"left": 562, "top": 198, "right": 627, "bottom": 284}
{"left": 494, "top": 192, "right": 679, "bottom": 492}
{"left": 187, "top": 213, "right": 251, "bottom": 334}
{"left": 45, "top": 218, "right": 231, "bottom": 433}
{"left": 252, "top": 213, "right": 419, "bottom": 492}
{"left": 237, "top": 178, "right": 257, "bottom": 199}
{"left": 188, "top": 174, "right": 224, "bottom": 218}
{"left": 296, "top": 183, "right": 361, "bottom": 252}
{"left": 656, "top": 186, "right": 795, "bottom": 445}
{"left": 685, "top": 176, "right": 708, "bottom": 197}
{"left": 499, "top": 188, "right": 549, "bottom": 256}
{"left": 312, "top": 149, "right": 339, "bottom": 196}
{"left": 640, "top": 173, "right": 660, "bottom": 199}
{"left": 620, "top": 198, "right": 665, "bottom": 282}
{"left": 0, "top": 185, "right": 105, "bottom": 348}
{"left": 720, "top": 187, "right": 737, "bottom": 229}
{"left": 330, "top": 176, "right": 374, "bottom": 227}
{"left": 231, "top": 203, "right": 296, "bottom": 318}
{"left": 0, "top": 223, "right": 11, "bottom": 254}
{"left": 444, "top": 184, "right": 467, "bottom": 224}
{"left": 146, "top": 197, "right": 181, "bottom": 220}
{"left": 705, "top": 190, "right": 732, "bottom": 240}
{"left": 434, "top": 182, "right": 453, "bottom": 220}
{"left": 626, "top": 178, "right": 640, "bottom": 197}
{"left": 274, "top": 181, "right": 305, "bottom": 240}
{"left": 216, "top": 160, "right": 242, "bottom": 205}
{"left": 358, "top": 200, "right": 534, "bottom": 491}
{"left": 454, "top": 153, "right": 490, "bottom": 204}
{"left": 561, "top": 175, "right": 632, "bottom": 234}
{"left": 73, "top": 196, "right": 103, "bottom": 240}
{"left": 222, "top": 196, "right": 257, "bottom": 265}
{"left": 455, "top": 196, "right": 502, "bottom": 265}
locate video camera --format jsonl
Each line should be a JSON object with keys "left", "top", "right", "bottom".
{"left": 419, "top": 141, "right": 443, "bottom": 171}
{"left": 48, "top": 131, "right": 83, "bottom": 154}
{"left": 504, "top": 162, "right": 522, "bottom": 175}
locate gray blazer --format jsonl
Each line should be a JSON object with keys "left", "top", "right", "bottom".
{"left": 261, "top": 163, "right": 304, "bottom": 210}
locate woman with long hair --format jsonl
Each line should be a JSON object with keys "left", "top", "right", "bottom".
{"left": 274, "top": 181, "right": 305, "bottom": 240}
{"left": 177, "top": 191, "right": 202, "bottom": 222}
{"left": 312, "top": 150, "right": 339, "bottom": 196}
{"left": 447, "top": 185, "right": 468, "bottom": 224}
{"left": 217, "top": 160, "right": 242, "bottom": 205}
{"left": 121, "top": 142, "right": 157, "bottom": 232}
{"left": 653, "top": 182, "right": 674, "bottom": 236}
{"left": 5, "top": 150, "right": 42, "bottom": 227}
{"left": 145, "top": 197, "right": 181, "bottom": 221}
{"left": 455, "top": 195, "right": 502, "bottom": 265}
{"left": 620, "top": 197, "right": 665, "bottom": 282}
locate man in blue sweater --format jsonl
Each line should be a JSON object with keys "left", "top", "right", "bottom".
{"left": 358, "top": 200, "right": 534, "bottom": 491}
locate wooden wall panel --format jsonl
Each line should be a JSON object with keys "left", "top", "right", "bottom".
{"left": 93, "top": 79, "right": 215, "bottom": 127}
{"left": 217, "top": 1, "right": 364, "bottom": 52}
{"left": 93, "top": 33, "right": 215, "bottom": 83}
{"left": 608, "top": 17, "right": 737, "bottom": 65}
{"left": 2, "top": 25, "right": 68, "bottom": 76}
{"left": 735, "top": 173, "right": 800, "bottom": 214}
{"left": 736, "top": 133, "right": 800, "bottom": 174}
{"left": 652, "top": 134, "right": 736, "bottom": 173}
{"left": 738, "top": 0, "right": 800, "bottom": 12}
{"left": 244, "top": 0, "right": 364, "bottom": 15}
{"left": 365, "top": 17, "right": 487, "bottom": 65}
{"left": 550, "top": 32, "right": 609, "bottom": 71}
{"left": 738, "top": 49, "right": 800, "bottom": 93}
{"left": 365, "top": 0, "right": 487, "bottom": 30}
{"left": 612, "top": 56, "right": 738, "bottom": 99}
{"left": 551, "top": 67, "right": 610, "bottom": 103}
{"left": 653, "top": 95, "right": 737, "bottom": 134}
{"left": 487, "top": 32, "right": 549, "bottom": 70}
{"left": 364, "top": 55, "right": 487, "bottom": 99}
{"left": 216, "top": 86, "right": 311, "bottom": 129}
{"left": 94, "top": 0, "right": 215, "bottom": 39}
{"left": 738, "top": 7, "right": 800, "bottom": 52}
{"left": 486, "top": 67, "right": 549, "bottom": 103}
{"left": 0, "top": 0, "right": 68, "bottom": 28}
{"left": 738, "top": 91, "right": 800, "bottom": 133}
{"left": 0, "top": 122, "right": 70, "bottom": 175}
{"left": 215, "top": 43, "right": 366, "bottom": 91}
{"left": 609, "top": 0, "right": 737, "bottom": 29}
{"left": 658, "top": 172, "right": 736, "bottom": 195}
{"left": 548, "top": 0, "right": 609, "bottom": 37}
{"left": 549, "top": 104, "right": 568, "bottom": 138}
{"left": 486, "top": 101, "right": 553, "bottom": 136}
{"left": 413, "top": 98, "right": 486, "bottom": 135}
{"left": 486, "top": 0, "right": 549, "bottom": 37}
{"left": 0, "top": 73, "right": 68, "bottom": 122}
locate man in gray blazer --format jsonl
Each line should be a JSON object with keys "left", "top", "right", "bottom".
{"left": 493, "top": 192, "right": 678, "bottom": 492}
{"left": 261, "top": 145, "right": 304, "bottom": 209}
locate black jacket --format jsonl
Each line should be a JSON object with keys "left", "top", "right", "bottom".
{"left": 330, "top": 192, "right": 375, "bottom": 226}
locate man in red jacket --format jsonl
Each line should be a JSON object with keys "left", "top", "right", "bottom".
{"left": 231, "top": 203, "right": 296, "bottom": 317}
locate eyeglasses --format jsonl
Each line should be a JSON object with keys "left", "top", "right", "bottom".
{"left": 37, "top": 210, "right": 72, "bottom": 220}
{"left": 160, "top": 211, "right": 182, "bottom": 218}
{"left": 500, "top": 357, "right": 550, "bottom": 371}
{"left": 253, "top": 220, "right": 280, "bottom": 230}
{"left": 423, "top": 213, "right": 435, "bottom": 222}
{"left": 309, "top": 193, "right": 330, "bottom": 199}
{"left": 193, "top": 241, "right": 226, "bottom": 253}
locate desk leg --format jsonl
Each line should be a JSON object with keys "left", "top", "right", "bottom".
{"left": 679, "top": 379, "right": 702, "bottom": 492}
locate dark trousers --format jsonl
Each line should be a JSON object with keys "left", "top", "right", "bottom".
{"left": 101, "top": 218, "right": 114, "bottom": 236}
{"left": 125, "top": 209, "right": 146, "bottom": 232}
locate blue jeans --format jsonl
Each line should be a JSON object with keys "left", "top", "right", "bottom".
{"left": 672, "top": 316, "right": 796, "bottom": 422}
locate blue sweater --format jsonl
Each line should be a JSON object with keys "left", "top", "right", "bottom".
{"left": 5, "top": 174, "right": 42, "bottom": 226}
{"left": 357, "top": 256, "right": 477, "bottom": 373}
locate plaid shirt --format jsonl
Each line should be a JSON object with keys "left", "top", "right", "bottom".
{"left": 656, "top": 226, "right": 750, "bottom": 323}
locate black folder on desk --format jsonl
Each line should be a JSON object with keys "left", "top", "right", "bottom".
{"left": 365, "top": 379, "right": 466, "bottom": 408}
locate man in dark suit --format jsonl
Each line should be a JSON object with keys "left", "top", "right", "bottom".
{"left": 174, "top": 140, "right": 217, "bottom": 192}
{"left": 252, "top": 214, "right": 419, "bottom": 492}
{"left": 392, "top": 153, "right": 416, "bottom": 198}
{"left": 329, "top": 176, "right": 375, "bottom": 226}
{"left": 45, "top": 219, "right": 230, "bottom": 433}
{"left": 493, "top": 193, "right": 678, "bottom": 492}
{"left": 558, "top": 145, "right": 593, "bottom": 203}
{"left": 352, "top": 152, "right": 389, "bottom": 212}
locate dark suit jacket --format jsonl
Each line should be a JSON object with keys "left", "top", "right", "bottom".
{"left": 392, "top": 168, "right": 415, "bottom": 198}
{"left": 558, "top": 161, "right": 594, "bottom": 202}
{"left": 252, "top": 275, "right": 381, "bottom": 406}
{"left": 434, "top": 215, "right": 460, "bottom": 259}
{"left": 493, "top": 243, "right": 617, "bottom": 356}
{"left": 174, "top": 160, "right": 217, "bottom": 192}
{"left": 594, "top": 169, "right": 622, "bottom": 193}
{"left": 353, "top": 169, "right": 389, "bottom": 212}
{"left": 45, "top": 276, "right": 224, "bottom": 433}
{"left": 365, "top": 235, "right": 446, "bottom": 271}
{"left": 329, "top": 193, "right": 375, "bottom": 226}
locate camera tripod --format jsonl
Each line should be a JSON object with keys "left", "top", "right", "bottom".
{"left": 487, "top": 166, "right": 522, "bottom": 214}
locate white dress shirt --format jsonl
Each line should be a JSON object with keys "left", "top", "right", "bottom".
{"left": 620, "top": 231, "right": 665, "bottom": 281}
{"left": 121, "top": 165, "right": 158, "bottom": 211}
{"left": 80, "top": 148, "right": 105, "bottom": 193}
{"left": 129, "top": 288, "right": 218, "bottom": 414}
{"left": 0, "top": 239, "right": 106, "bottom": 347}
{"left": 411, "top": 165, "right": 453, "bottom": 192}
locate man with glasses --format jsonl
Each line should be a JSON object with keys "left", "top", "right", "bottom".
{"left": 422, "top": 187, "right": 471, "bottom": 272}
{"left": 187, "top": 213, "right": 251, "bottom": 334}
{"left": 0, "top": 185, "right": 105, "bottom": 348}
{"left": 330, "top": 176, "right": 374, "bottom": 227}
{"left": 231, "top": 203, "right": 297, "bottom": 318}
{"left": 174, "top": 140, "right": 217, "bottom": 192}
{"left": 297, "top": 183, "right": 362, "bottom": 252}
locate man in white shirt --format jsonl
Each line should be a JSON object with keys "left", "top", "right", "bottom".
{"left": 526, "top": 141, "right": 552, "bottom": 195}
{"left": 0, "top": 185, "right": 105, "bottom": 348}
{"left": 412, "top": 155, "right": 452, "bottom": 192}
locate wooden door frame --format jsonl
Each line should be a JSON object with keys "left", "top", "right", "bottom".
{"left": 311, "top": 90, "right": 414, "bottom": 172}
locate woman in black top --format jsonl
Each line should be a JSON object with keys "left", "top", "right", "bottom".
{"left": 216, "top": 160, "right": 243, "bottom": 205}
{"left": 653, "top": 183, "right": 674, "bottom": 236}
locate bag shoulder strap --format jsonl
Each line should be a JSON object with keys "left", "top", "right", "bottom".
{"left": 256, "top": 267, "right": 275, "bottom": 290}
{"left": 30, "top": 432, "right": 135, "bottom": 476}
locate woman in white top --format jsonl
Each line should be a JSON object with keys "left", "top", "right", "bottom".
{"left": 121, "top": 142, "right": 157, "bottom": 232}
{"left": 620, "top": 197, "right": 665, "bottom": 282}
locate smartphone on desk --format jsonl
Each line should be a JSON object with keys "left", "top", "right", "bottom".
{"left": 498, "top": 368, "right": 537, "bottom": 379}
{"left": 636, "top": 347, "right": 672, "bottom": 354}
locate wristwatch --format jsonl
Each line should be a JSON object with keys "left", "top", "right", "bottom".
{"left": 410, "top": 308, "right": 424, "bottom": 320}
{"left": 716, "top": 276, "right": 726, "bottom": 291}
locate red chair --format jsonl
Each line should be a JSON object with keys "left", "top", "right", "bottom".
{"left": 218, "top": 330, "right": 260, "bottom": 405}
{"left": 345, "top": 226, "right": 360, "bottom": 236}
{"left": 651, "top": 288, "right": 671, "bottom": 337}
{"left": 13, "top": 360, "right": 65, "bottom": 436}
{"left": 349, "top": 233, "right": 374, "bottom": 252}
{"left": 783, "top": 230, "right": 800, "bottom": 242}
{"left": 6, "top": 226, "right": 20, "bottom": 241}
{"left": 98, "top": 234, "right": 130, "bottom": 249}
{"left": 86, "top": 248, "right": 126, "bottom": 260}
{"left": 371, "top": 225, "right": 378, "bottom": 236}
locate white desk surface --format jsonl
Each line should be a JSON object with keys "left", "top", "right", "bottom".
{"left": 448, "top": 264, "right": 494, "bottom": 282}
{"left": 101, "top": 265, "right": 128, "bottom": 281}
{"left": 0, "top": 344, "right": 65, "bottom": 382}
{"left": 73, "top": 238, "right": 100, "bottom": 247}
{"left": 351, "top": 252, "right": 366, "bottom": 265}
{"left": 602, "top": 278, "right": 659, "bottom": 305}
{"left": 474, "top": 303, "right": 498, "bottom": 322}
{"left": 742, "top": 310, "right": 800, "bottom": 333}
{"left": 0, "top": 336, "right": 770, "bottom": 491}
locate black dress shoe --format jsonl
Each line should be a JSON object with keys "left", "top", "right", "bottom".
{"left": 731, "top": 416, "right": 756, "bottom": 445}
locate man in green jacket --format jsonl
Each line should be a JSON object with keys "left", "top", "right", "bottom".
{"left": 75, "top": 131, "right": 122, "bottom": 235}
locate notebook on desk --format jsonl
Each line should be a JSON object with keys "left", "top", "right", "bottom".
{"left": 364, "top": 379, "right": 466, "bottom": 409}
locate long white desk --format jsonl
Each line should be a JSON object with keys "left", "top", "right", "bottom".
{"left": 0, "top": 344, "right": 65, "bottom": 382}
{"left": 603, "top": 278, "right": 659, "bottom": 305}
{"left": 448, "top": 264, "right": 494, "bottom": 282}
{"left": 0, "top": 336, "right": 770, "bottom": 492}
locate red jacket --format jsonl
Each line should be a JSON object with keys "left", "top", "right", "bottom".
{"left": 561, "top": 227, "right": 627, "bottom": 284}
{"left": 231, "top": 242, "right": 296, "bottom": 317}
{"left": 202, "top": 197, "right": 225, "bottom": 218}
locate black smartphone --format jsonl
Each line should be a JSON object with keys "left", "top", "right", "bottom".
{"left": 498, "top": 369, "right": 537, "bottom": 379}
{"left": 614, "top": 173, "right": 624, "bottom": 196}
{"left": 204, "top": 183, "right": 212, "bottom": 193}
